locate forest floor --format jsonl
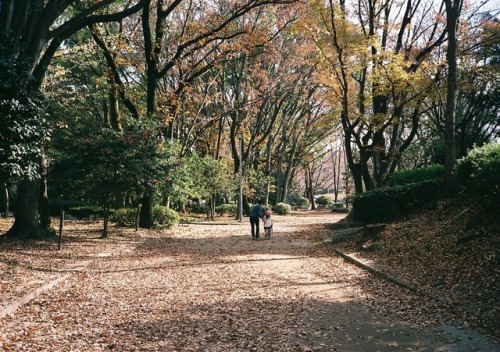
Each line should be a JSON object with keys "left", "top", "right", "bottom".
{"left": 0, "top": 209, "right": 498, "bottom": 351}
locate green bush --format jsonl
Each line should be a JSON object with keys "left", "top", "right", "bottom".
{"left": 153, "top": 206, "right": 180, "bottom": 228}
{"left": 216, "top": 203, "right": 237, "bottom": 216}
{"left": 351, "top": 180, "right": 442, "bottom": 224}
{"left": 456, "top": 143, "right": 500, "bottom": 208}
{"left": 390, "top": 164, "right": 444, "bottom": 186}
{"left": 190, "top": 202, "right": 209, "bottom": 214}
{"left": 316, "top": 195, "right": 333, "bottom": 207}
{"left": 294, "top": 196, "right": 309, "bottom": 207}
{"left": 329, "top": 202, "right": 350, "bottom": 213}
{"left": 179, "top": 216, "right": 196, "bottom": 224}
{"left": 112, "top": 208, "right": 138, "bottom": 226}
{"left": 287, "top": 193, "right": 309, "bottom": 207}
{"left": 68, "top": 206, "right": 105, "bottom": 220}
{"left": 48, "top": 199, "right": 86, "bottom": 217}
{"left": 274, "top": 202, "right": 291, "bottom": 215}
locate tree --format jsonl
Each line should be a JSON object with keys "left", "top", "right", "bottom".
{"left": 300, "top": 0, "right": 448, "bottom": 193}
{"left": 0, "top": 0, "right": 149, "bottom": 239}
{"left": 443, "top": 0, "right": 463, "bottom": 195}
{"left": 197, "top": 157, "right": 236, "bottom": 220}
{"left": 422, "top": 12, "right": 499, "bottom": 165}
{"left": 88, "top": 0, "right": 298, "bottom": 227}
{"left": 50, "top": 120, "right": 176, "bottom": 236}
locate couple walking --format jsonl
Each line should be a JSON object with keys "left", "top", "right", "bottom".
{"left": 249, "top": 200, "right": 273, "bottom": 240}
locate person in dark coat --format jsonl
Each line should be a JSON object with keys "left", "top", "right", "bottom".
{"left": 249, "top": 200, "right": 264, "bottom": 240}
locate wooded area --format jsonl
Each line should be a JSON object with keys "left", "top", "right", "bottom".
{"left": 0, "top": 0, "right": 498, "bottom": 239}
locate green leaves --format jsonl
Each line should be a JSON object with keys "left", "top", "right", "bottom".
{"left": 0, "top": 35, "right": 51, "bottom": 182}
{"left": 50, "top": 119, "right": 177, "bottom": 207}
{"left": 0, "top": 96, "right": 50, "bottom": 181}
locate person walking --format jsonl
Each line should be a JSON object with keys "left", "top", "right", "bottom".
{"left": 249, "top": 200, "right": 264, "bottom": 240}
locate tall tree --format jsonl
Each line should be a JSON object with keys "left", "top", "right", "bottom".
{"left": 0, "top": 0, "right": 149, "bottom": 239}
{"left": 89, "top": 0, "right": 298, "bottom": 227}
{"left": 443, "top": 0, "right": 463, "bottom": 194}
{"left": 300, "top": 0, "right": 448, "bottom": 193}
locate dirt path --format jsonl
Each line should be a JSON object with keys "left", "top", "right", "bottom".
{"left": 0, "top": 212, "right": 497, "bottom": 351}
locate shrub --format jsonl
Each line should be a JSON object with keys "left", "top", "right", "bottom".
{"left": 294, "top": 196, "right": 309, "bottom": 208}
{"left": 216, "top": 203, "right": 237, "bottom": 216}
{"left": 153, "top": 206, "right": 180, "bottom": 228}
{"left": 190, "top": 202, "right": 209, "bottom": 214}
{"left": 274, "top": 202, "right": 291, "bottom": 215}
{"left": 351, "top": 180, "right": 442, "bottom": 224}
{"left": 68, "top": 206, "right": 105, "bottom": 220}
{"left": 179, "top": 216, "right": 196, "bottom": 224}
{"left": 316, "top": 195, "right": 333, "bottom": 207}
{"left": 328, "top": 203, "right": 349, "bottom": 212}
{"left": 48, "top": 199, "right": 86, "bottom": 217}
{"left": 456, "top": 143, "right": 500, "bottom": 208}
{"left": 390, "top": 164, "right": 444, "bottom": 186}
{"left": 112, "top": 208, "right": 138, "bottom": 226}
{"left": 287, "top": 193, "right": 309, "bottom": 207}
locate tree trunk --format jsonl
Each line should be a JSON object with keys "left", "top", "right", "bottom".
{"left": 1, "top": 184, "right": 8, "bottom": 218}
{"left": 443, "top": 0, "right": 461, "bottom": 195}
{"left": 102, "top": 204, "right": 110, "bottom": 238}
{"left": 39, "top": 153, "right": 51, "bottom": 232}
{"left": 139, "top": 192, "right": 154, "bottom": 228}
{"left": 6, "top": 179, "right": 50, "bottom": 239}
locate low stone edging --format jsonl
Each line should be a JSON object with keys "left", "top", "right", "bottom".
{"left": 0, "top": 274, "right": 70, "bottom": 319}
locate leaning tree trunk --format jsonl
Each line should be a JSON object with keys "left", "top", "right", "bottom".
{"left": 6, "top": 179, "right": 50, "bottom": 239}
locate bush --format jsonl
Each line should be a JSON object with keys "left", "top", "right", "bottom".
{"left": 390, "top": 164, "right": 444, "bottom": 186}
{"left": 190, "top": 202, "right": 209, "bottom": 214}
{"left": 456, "top": 143, "right": 500, "bottom": 208}
{"left": 153, "top": 206, "right": 180, "bottom": 228}
{"left": 351, "top": 180, "right": 442, "bottom": 224}
{"left": 112, "top": 208, "right": 138, "bottom": 226}
{"left": 294, "top": 196, "right": 309, "bottom": 208}
{"left": 48, "top": 199, "right": 86, "bottom": 217}
{"left": 179, "top": 216, "right": 196, "bottom": 224}
{"left": 287, "top": 193, "right": 309, "bottom": 207}
{"left": 216, "top": 203, "right": 237, "bottom": 216}
{"left": 68, "top": 206, "right": 105, "bottom": 220}
{"left": 329, "top": 202, "right": 350, "bottom": 213}
{"left": 274, "top": 202, "right": 291, "bottom": 215}
{"left": 316, "top": 195, "right": 333, "bottom": 207}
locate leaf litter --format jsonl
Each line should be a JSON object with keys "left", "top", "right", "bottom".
{"left": 0, "top": 209, "right": 498, "bottom": 351}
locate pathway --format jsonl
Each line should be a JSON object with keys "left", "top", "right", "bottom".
{"left": 0, "top": 212, "right": 497, "bottom": 351}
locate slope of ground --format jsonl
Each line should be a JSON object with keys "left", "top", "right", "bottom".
{"left": 331, "top": 197, "right": 500, "bottom": 341}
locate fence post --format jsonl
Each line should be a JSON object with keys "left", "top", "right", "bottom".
{"left": 58, "top": 211, "right": 64, "bottom": 250}
{"left": 135, "top": 204, "right": 142, "bottom": 231}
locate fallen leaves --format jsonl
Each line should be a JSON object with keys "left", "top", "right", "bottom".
{"left": 0, "top": 211, "right": 498, "bottom": 351}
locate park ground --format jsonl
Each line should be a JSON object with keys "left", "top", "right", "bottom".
{"left": 0, "top": 210, "right": 498, "bottom": 351}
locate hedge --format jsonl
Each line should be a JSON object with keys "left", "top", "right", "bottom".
{"left": 390, "top": 164, "right": 444, "bottom": 186}
{"left": 351, "top": 180, "right": 442, "bottom": 224}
